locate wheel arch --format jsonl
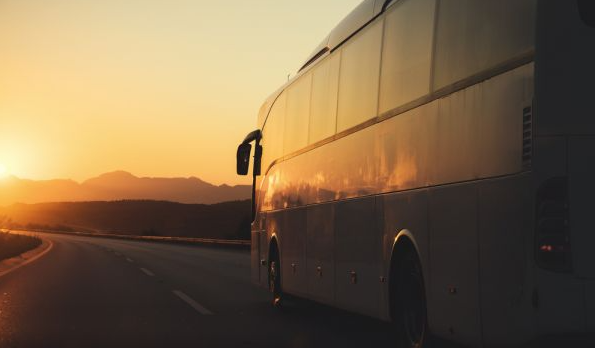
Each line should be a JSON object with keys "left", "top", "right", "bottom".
{"left": 391, "top": 229, "right": 422, "bottom": 259}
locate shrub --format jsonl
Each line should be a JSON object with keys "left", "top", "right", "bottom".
{"left": 0, "top": 232, "right": 42, "bottom": 261}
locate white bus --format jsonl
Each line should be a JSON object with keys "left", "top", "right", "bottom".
{"left": 236, "top": 0, "right": 595, "bottom": 346}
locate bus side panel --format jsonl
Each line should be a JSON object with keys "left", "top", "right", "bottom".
{"left": 306, "top": 203, "right": 335, "bottom": 304}
{"left": 478, "top": 175, "right": 533, "bottom": 347}
{"left": 251, "top": 229, "right": 261, "bottom": 285}
{"left": 381, "top": 189, "right": 430, "bottom": 321}
{"left": 279, "top": 124, "right": 378, "bottom": 208}
{"left": 535, "top": 0, "right": 595, "bottom": 136}
{"left": 568, "top": 137, "right": 595, "bottom": 329}
{"left": 335, "top": 196, "right": 381, "bottom": 317}
{"left": 252, "top": 179, "right": 264, "bottom": 286}
{"left": 568, "top": 137, "right": 595, "bottom": 279}
{"left": 280, "top": 207, "right": 308, "bottom": 297}
{"left": 428, "top": 184, "right": 481, "bottom": 346}
{"left": 259, "top": 229, "right": 268, "bottom": 288}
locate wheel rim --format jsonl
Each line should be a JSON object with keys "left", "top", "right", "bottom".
{"left": 397, "top": 253, "right": 426, "bottom": 347}
{"left": 269, "top": 260, "right": 281, "bottom": 306}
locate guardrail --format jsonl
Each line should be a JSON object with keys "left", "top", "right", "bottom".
{"left": 12, "top": 229, "right": 250, "bottom": 248}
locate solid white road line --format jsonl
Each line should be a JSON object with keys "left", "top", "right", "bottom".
{"left": 0, "top": 240, "right": 54, "bottom": 278}
{"left": 172, "top": 290, "right": 213, "bottom": 315}
{"left": 140, "top": 268, "right": 154, "bottom": 276}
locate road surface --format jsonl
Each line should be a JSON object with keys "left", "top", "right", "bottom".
{"left": 0, "top": 232, "right": 460, "bottom": 348}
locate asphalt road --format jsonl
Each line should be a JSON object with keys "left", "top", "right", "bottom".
{"left": 0, "top": 233, "right": 461, "bottom": 348}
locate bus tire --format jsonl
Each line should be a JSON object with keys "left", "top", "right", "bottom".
{"left": 391, "top": 243, "right": 429, "bottom": 348}
{"left": 268, "top": 241, "right": 282, "bottom": 307}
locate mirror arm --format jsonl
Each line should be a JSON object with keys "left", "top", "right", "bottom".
{"left": 242, "top": 130, "right": 262, "bottom": 145}
{"left": 238, "top": 129, "right": 262, "bottom": 222}
{"left": 251, "top": 137, "right": 262, "bottom": 221}
{"left": 253, "top": 141, "right": 262, "bottom": 176}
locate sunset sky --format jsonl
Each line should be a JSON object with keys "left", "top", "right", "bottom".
{"left": 0, "top": 0, "right": 361, "bottom": 185}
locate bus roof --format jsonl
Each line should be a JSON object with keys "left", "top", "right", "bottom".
{"left": 300, "top": 0, "right": 384, "bottom": 72}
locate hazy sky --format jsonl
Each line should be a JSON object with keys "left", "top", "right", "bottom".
{"left": 0, "top": 0, "right": 361, "bottom": 185}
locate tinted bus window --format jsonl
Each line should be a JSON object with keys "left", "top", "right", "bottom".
{"left": 433, "top": 0, "right": 535, "bottom": 90}
{"left": 309, "top": 53, "right": 340, "bottom": 144}
{"left": 337, "top": 19, "right": 383, "bottom": 133}
{"left": 262, "top": 92, "right": 286, "bottom": 171}
{"left": 379, "top": 0, "right": 435, "bottom": 114}
{"left": 284, "top": 74, "right": 312, "bottom": 154}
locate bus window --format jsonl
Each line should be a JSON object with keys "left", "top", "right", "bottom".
{"left": 262, "top": 92, "right": 286, "bottom": 171}
{"left": 337, "top": 19, "right": 383, "bottom": 133}
{"left": 379, "top": 0, "right": 435, "bottom": 115}
{"left": 309, "top": 53, "right": 340, "bottom": 144}
{"left": 284, "top": 74, "right": 312, "bottom": 155}
{"left": 433, "top": 0, "right": 536, "bottom": 90}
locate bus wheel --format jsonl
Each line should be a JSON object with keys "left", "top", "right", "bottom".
{"left": 268, "top": 247, "right": 282, "bottom": 307}
{"left": 392, "top": 246, "right": 428, "bottom": 348}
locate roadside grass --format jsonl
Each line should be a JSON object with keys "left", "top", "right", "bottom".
{"left": 0, "top": 232, "right": 42, "bottom": 261}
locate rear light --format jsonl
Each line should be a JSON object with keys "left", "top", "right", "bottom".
{"left": 535, "top": 177, "right": 572, "bottom": 273}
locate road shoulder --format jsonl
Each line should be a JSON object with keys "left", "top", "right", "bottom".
{"left": 0, "top": 238, "right": 53, "bottom": 278}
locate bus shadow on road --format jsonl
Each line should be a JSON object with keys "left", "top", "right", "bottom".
{"left": 266, "top": 297, "right": 466, "bottom": 348}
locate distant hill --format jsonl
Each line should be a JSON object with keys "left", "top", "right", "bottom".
{"left": 0, "top": 171, "right": 251, "bottom": 206}
{"left": 0, "top": 200, "right": 252, "bottom": 240}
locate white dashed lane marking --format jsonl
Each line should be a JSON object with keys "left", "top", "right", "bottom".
{"left": 172, "top": 290, "right": 214, "bottom": 315}
{"left": 126, "top": 258, "right": 134, "bottom": 263}
{"left": 140, "top": 268, "right": 155, "bottom": 276}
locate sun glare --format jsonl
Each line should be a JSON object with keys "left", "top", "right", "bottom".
{"left": 0, "top": 163, "right": 8, "bottom": 178}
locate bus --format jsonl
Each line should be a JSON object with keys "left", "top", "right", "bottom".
{"left": 236, "top": 0, "right": 595, "bottom": 347}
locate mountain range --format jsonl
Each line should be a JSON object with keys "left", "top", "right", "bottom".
{"left": 0, "top": 171, "right": 251, "bottom": 206}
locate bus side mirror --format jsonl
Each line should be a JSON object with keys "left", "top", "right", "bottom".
{"left": 237, "top": 143, "right": 252, "bottom": 175}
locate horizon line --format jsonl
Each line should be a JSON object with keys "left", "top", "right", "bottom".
{"left": 0, "top": 170, "right": 249, "bottom": 187}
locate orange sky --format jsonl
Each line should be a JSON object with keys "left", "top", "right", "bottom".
{"left": 0, "top": 0, "right": 361, "bottom": 185}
